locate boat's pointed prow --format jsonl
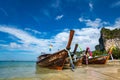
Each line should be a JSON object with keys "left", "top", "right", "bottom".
{"left": 37, "top": 30, "right": 75, "bottom": 70}
{"left": 66, "top": 30, "right": 75, "bottom": 50}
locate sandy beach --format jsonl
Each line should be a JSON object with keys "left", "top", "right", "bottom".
{"left": 35, "top": 63, "right": 120, "bottom": 80}
{"left": 1, "top": 60, "right": 119, "bottom": 80}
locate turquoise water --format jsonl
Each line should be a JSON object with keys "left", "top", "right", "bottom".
{"left": 0, "top": 61, "right": 120, "bottom": 80}
{"left": 0, "top": 61, "right": 62, "bottom": 80}
{"left": 0, "top": 61, "right": 36, "bottom": 79}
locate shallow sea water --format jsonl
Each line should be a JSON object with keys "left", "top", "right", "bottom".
{"left": 0, "top": 61, "right": 120, "bottom": 80}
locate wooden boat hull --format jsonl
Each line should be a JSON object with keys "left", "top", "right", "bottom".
{"left": 37, "top": 49, "right": 68, "bottom": 70}
{"left": 63, "top": 57, "right": 83, "bottom": 69}
{"left": 63, "top": 44, "right": 82, "bottom": 69}
{"left": 37, "top": 54, "right": 51, "bottom": 62}
{"left": 37, "top": 30, "right": 75, "bottom": 70}
{"left": 82, "top": 55, "right": 110, "bottom": 64}
{"left": 74, "top": 58, "right": 83, "bottom": 66}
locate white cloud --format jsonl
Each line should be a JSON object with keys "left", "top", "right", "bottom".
{"left": 25, "top": 28, "right": 41, "bottom": 34}
{"left": 0, "top": 26, "right": 71, "bottom": 53}
{"left": 51, "top": 28, "right": 100, "bottom": 51}
{"left": 0, "top": 26, "right": 51, "bottom": 52}
{"left": 79, "top": 17, "right": 109, "bottom": 28}
{"left": 78, "top": 17, "right": 120, "bottom": 50}
{"left": 114, "top": 18, "right": 120, "bottom": 28}
{"left": 72, "top": 28, "right": 100, "bottom": 50}
{"left": 103, "top": 18, "right": 120, "bottom": 29}
{"left": 111, "top": 1, "right": 120, "bottom": 8}
{"left": 10, "top": 42, "right": 21, "bottom": 48}
{"left": 0, "top": 26, "right": 41, "bottom": 44}
{"left": 89, "top": 2, "right": 93, "bottom": 11}
{"left": 55, "top": 15, "right": 64, "bottom": 20}
{"left": 0, "top": 18, "right": 120, "bottom": 54}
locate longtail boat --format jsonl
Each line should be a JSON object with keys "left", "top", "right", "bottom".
{"left": 37, "top": 30, "right": 75, "bottom": 70}
{"left": 37, "top": 54, "right": 51, "bottom": 61}
{"left": 82, "top": 54, "right": 110, "bottom": 64}
{"left": 64, "top": 44, "right": 83, "bottom": 68}
{"left": 82, "top": 47, "right": 110, "bottom": 64}
{"left": 72, "top": 44, "right": 83, "bottom": 66}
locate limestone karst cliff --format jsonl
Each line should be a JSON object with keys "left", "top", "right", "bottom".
{"left": 98, "top": 28, "right": 120, "bottom": 51}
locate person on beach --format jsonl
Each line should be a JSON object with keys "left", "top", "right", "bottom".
{"left": 84, "top": 47, "right": 89, "bottom": 65}
{"left": 84, "top": 47, "right": 93, "bottom": 64}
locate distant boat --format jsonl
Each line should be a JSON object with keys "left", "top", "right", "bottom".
{"left": 72, "top": 44, "right": 83, "bottom": 66}
{"left": 82, "top": 46, "right": 114, "bottom": 64}
{"left": 82, "top": 54, "right": 110, "bottom": 64}
{"left": 64, "top": 44, "right": 83, "bottom": 69}
{"left": 37, "top": 30, "right": 75, "bottom": 70}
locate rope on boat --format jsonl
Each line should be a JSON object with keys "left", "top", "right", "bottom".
{"left": 65, "top": 48, "right": 75, "bottom": 71}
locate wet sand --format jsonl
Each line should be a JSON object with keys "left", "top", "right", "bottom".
{"left": 0, "top": 60, "right": 120, "bottom": 80}
{"left": 35, "top": 64, "right": 120, "bottom": 80}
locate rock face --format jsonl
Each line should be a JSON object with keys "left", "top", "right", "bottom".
{"left": 98, "top": 28, "right": 120, "bottom": 51}
{"left": 104, "top": 38, "right": 120, "bottom": 51}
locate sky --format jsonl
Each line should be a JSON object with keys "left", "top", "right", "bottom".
{"left": 0, "top": 0, "right": 120, "bottom": 61}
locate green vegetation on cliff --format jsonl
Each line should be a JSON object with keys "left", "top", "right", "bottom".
{"left": 112, "top": 47, "right": 120, "bottom": 59}
{"left": 94, "top": 28, "right": 120, "bottom": 59}
{"left": 93, "top": 47, "right": 120, "bottom": 59}
{"left": 101, "top": 27, "right": 120, "bottom": 39}
{"left": 92, "top": 50, "right": 107, "bottom": 57}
